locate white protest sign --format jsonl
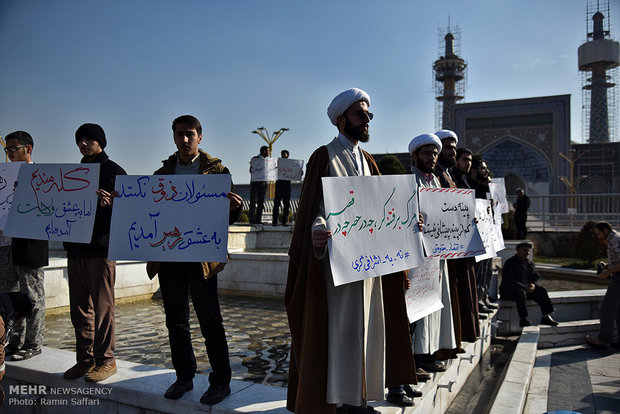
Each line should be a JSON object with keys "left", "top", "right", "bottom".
{"left": 108, "top": 174, "right": 231, "bottom": 262}
{"left": 250, "top": 157, "right": 277, "bottom": 181}
{"left": 277, "top": 158, "right": 304, "bottom": 181}
{"left": 419, "top": 188, "right": 485, "bottom": 259}
{"left": 474, "top": 199, "right": 497, "bottom": 262}
{"left": 4, "top": 163, "right": 99, "bottom": 242}
{"left": 405, "top": 258, "right": 443, "bottom": 323}
{"left": 489, "top": 179, "right": 509, "bottom": 214}
{"left": 322, "top": 175, "right": 425, "bottom": 286}
{"left": 0, "top": 162, "right": 22, "bottom": 230}
{"left": 493, "top": 214, "right": 506, "bottom": 253}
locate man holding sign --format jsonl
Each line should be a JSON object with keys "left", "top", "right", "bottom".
{"left": 286, "top": 88, "right": 414, "bottom": 414}
{"left": 150, "top": 115, "right": 242, "bottom": 406}
{"left": 63, "top": 123, "right": 126, "bottom": 383}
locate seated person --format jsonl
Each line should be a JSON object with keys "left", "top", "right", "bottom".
{"left": 499, "top": 242, "right": 558, "bottom": 327}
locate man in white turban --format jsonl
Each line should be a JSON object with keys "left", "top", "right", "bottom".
{"left": 433, "top": 129, "right": 458, "bottom": 188}
{"left": 407, "top": 133, "right": 457, "bottom": 378}
{"left": 286, "top": 89, "right": 415, "bottom": 414}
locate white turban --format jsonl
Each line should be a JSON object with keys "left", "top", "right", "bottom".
{"left": 435, "top": 129, "right": 458, "bottom": 145}
{"left": 408, "top": 133, "right": 442, "bottom": 156}
{"left": 327, "top": 88, "right": 371, "bottom": 126}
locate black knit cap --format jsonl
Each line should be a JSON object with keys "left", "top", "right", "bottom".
{"left": 75, "top": 123, "right": 107, "bottom": 149}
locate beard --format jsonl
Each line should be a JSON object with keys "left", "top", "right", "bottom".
{"left": 343, "top": 116, "right": 370, "bottom": 143}
{"left": 416, "top": 160, "right": 435, "bottom": 174}
{"left": 439, "top": 153, "right": 455, "bottom": 168}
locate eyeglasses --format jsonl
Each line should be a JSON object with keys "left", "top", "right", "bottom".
{"left": 3, "top": 145, "right": 27, "bottom": 154}
{"left": 348, "top": 110, "right": 374, "bottom": 121}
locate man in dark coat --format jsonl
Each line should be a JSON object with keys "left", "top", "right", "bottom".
{"left": 63, "top": 123, "right": 126, "bottom": 383}
{"left": 500, "top": 242, "right": 558, "bottom": 327}
{"left": 513, "top": 188, "right": 531, "bottom": 239}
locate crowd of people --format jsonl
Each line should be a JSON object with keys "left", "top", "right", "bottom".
{"left": 0, "top": 88, "right": 616, "bottom": 412}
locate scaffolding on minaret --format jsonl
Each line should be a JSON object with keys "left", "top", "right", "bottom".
{"left": 433, "top": 21, "right": 467, "bottom": 131}
{"left": 579, "top": 0, "right": 619, "bottom": 143}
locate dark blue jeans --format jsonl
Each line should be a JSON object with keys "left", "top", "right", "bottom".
{"left": 159, "top": 262, "right": 231, "bottom": 386}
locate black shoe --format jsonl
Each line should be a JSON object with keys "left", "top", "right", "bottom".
{"left": 479, "top": 313, "right": 488, "bottom": 320}
{"left": 403, "top": 384, "right": 423, "bottom": 398}
{"left": 164, "top": 379, "right": 193, "bottom": 400}
{"left": 520, "top": 318, "right": 532, "bottom": 327}
{"left": 415, "top": 367, "right": 431, "bottom": 381}
{"left": 200, "top": 384, "right": 231, "bottom": 405}
{"left": 387, "top": 392, "right": 414, "bottom": 407}
{"left": 5, "top": 345, "right": 20, "bottom": 357}
{"left": 541, "top": 315, "right": 559, "bottom": 326}
{"left": 11, "top": 347, "right": 41, "bottom": 361}
{"left": 479, "top": 305, "right": 492, "bottom": 314}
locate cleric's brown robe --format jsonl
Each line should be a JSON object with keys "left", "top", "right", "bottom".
{"left": 285, "top": 145, "right": 415, "bottom": 413}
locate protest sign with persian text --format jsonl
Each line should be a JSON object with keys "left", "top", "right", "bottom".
{"left": 4, "top": 163, "right": 99, "bottom": 242}
{"left": 405, "top": 258, "right": 443, "bottom": 322}
{"left": 489, "top": 179, "right": 509, "bottom": 214}
{"left": 474, "top": 199, "right": 497, "bottom": 261}
{"left": 108, "top": 174, "right": 231, "bottom": 262}
{"left": 0, "top": 162, "right": 22, "bottom": 230}
{"left": 277, "top": 158, "right": 304, "bottom": 181}
{"left": 419, "top": 188, "right": 485, "bottom": 259}
{"left": 250, "top": 157, "right": 277, "bottom": 181}
{"left": 322, "top": 175, "right": 424, "bottom": 286}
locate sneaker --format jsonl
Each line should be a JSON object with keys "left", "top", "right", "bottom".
{"left": 11, "top": 347, "right": 42, "bottom": 361}
{"left": 85, "top": 362, "right": 117, "bottom": 383}
{"left": 519, "top": 318, "right": 532, "bottom": 327}
{"left": 64, "top": 362, "right": 96, "bottom": 379}
{"left": 200, "top": 384, "right": 231, "bottom": 405}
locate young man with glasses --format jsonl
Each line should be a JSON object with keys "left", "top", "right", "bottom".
{"left": 2, "top": 131, "right": 49, "bottom": 362}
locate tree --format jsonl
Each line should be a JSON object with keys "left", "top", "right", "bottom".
{"left": 378, "top": 155, "right": 406, "bottom": 175}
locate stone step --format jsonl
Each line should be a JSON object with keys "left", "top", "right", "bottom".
{"left": 537, "top": 318, "right": 599, "bottom": 349}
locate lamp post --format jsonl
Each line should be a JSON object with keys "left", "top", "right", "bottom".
{"left": 251, "top": 127, "right": 289, "bottom": 198}
{"left": 558, "top": 150, "right": 588, "bottom": 222}
{"left": 251, "top": 127, "right": 289, "bottom": 156}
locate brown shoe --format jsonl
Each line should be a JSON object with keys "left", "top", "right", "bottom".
{"left": 416, "top": 367, "right": 431, "bottom": 381}
{"left": 64, "top": 362, "right": 95, "bottom": 379}
{"left": 85, "top": 362, "right": 117, "bottom": 383}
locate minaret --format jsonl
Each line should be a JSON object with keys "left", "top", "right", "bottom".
{"left": 578, "top": 6, "right": 620, "bottom": 143}
{"left": 434, "top": 25, "right": 466, "bottom": 130}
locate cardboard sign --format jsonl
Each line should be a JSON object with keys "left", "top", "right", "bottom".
{"left": 322, "top": 174, "right": 424, "bottom": 286}
{"left": 419, "top": 188, "right": 485, "bottom": 259}
{"left": 250, "top": 157, "right": 277, "bottom": 181}
{"left": 4, "top": 163, "right": 99, "bottom": 242}
{"left": 277, "top": 158, "right": 304, "bottom": 181}
{"left": 108, "top": 174, "right": 231, "bottom": 262}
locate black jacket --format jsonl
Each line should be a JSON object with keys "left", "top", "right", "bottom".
{"left": 11, "top": 238, "right": 48, "bottom": 267}
{"left": 63, "top": 151, "right": 127, "bottom": 258}
{"left": 500, "top": 254, "right": 541, "bottom": 295}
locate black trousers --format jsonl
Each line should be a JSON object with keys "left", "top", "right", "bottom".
{"left": 249, "top": 181, "right": 267, "bottom": 224}
{"left": 500, "top": 285, "right": 554, "bottom": 318}
{"left": 158, "top": 262, "right": 231, "bottom": 386}
{"left": 272, "top": 180, "right": 291, "bottom": 225}
{"left": 516, "top": 218, "right": 527, "bottom": 239}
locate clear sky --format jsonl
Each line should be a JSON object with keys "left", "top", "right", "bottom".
{"left": 1, "top": 0, "right": 617, "bottom": 184}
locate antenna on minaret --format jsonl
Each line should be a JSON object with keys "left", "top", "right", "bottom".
{"left": 433, "top": 19, "right": 467, "bottom": 130}
{"left": 579, "top": 0, "right": 619, "bottom": 142}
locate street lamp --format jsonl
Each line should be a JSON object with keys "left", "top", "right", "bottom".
{"left": 251, "top": 127, "right": 289, "bottom": 157}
